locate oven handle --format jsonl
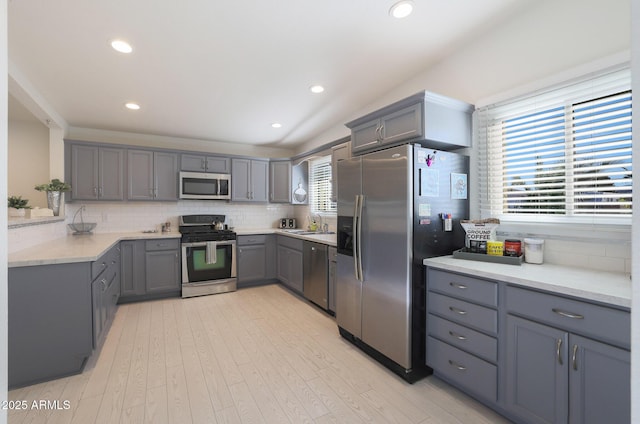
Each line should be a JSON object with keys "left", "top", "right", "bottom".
{"left": 181, "top": 240, "right": 236, "bottom": 248}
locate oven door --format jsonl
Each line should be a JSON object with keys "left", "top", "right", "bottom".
{"left": 181, "top": 240, "right": 236, "bottom": 284}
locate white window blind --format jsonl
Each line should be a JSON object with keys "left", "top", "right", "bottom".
{"left": 309, "top": 156, "right": 336, "bottom": 213}
{"left": 476, "top": 67, "right": 632, "bottom": 222}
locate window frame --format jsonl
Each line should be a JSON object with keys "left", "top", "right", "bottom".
{"left": 476, "top": 66, "right": 632, "bottom": 226}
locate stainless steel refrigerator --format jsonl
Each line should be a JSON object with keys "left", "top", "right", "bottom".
{"left": 336, "top": 144, "right": 469, "bottom": 383}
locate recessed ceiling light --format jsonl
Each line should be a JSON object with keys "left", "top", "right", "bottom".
{"left": 389, "top": 0, "right": 414, "bottom": 18}
{"left": 271, "top": 122, "right": 282, "bottom": 128}
{"left": 111, "top": 39, "right": 133, "bottom": 54}
{"left": 125, "top": 102, "right": 140, "bottom": 110}
{"left": 310, "top": 85, "right": 325, "bottom": 94}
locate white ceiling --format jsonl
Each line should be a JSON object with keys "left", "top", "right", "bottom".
{"left": 8, "top": 0, "right": 531, "bottom": 149}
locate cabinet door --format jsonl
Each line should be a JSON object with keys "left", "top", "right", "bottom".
{"left": 206, "top": 156, "right": 231, "bottom": 173}
{"left": 99, "top": 147, "right": 125, "bottom": 200}
{"left": 505, "top": 315, "right": 569, "bottom": 424}
{"left": 231, "top": 158, "right": 251, "bottom": 201}
{"left": 237, "top": 244, "right": 267, "bottom": 283}
{"left": 181, "top": 154, "right": 207, "bottom": 172}
{"left": 120, "top": 241, "right": 146, "bottom": 297}
{"left": 277, "top": 245, "right": 291, "bottom": 284}
{"left": 379, "top": 103, "right": 423, "bottom": 146}
{"left": 91, "top": 277, "right": 105, "bottom": 348}
{"left": 331, "top": 142, "right": 350, "bottom": 202}
{"left": 269, "top": 161, "right": 291, "bottom": 203}
{"left": 145, "top": 250, "right": 180, "bottom": 293}
{"left": 351, "top": 119, "right": 381, "bottom": 154}
{"left": 127, "top": 150, "right": 155, "bottom": 200}
{"left": 569, "top": 335, "right": 630, "bottom": 424}
{"left": 288, "top": 248, "right": 303, "bottom": 293}
{"left": 251, "top": 160, "right": 269, "bottom": 202}
{"left": 71, "top": 144, "right": 99, "bottom": 200}
{"left": 154, "top": 152, "right": 178, "bottom": 200}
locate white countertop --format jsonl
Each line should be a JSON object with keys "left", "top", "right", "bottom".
{"left": 236, "top": 228, "right": 337, "bottom": 246}
{"left": 8, "top": 231, "right": 181, "bottom": 268}
{"left": 424, "top": 256, "right": 631, "bottom": 309}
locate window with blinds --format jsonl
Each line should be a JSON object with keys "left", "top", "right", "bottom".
{"left": 309, "top": 156, "right": 336, "bottom": 213}
{"left": 476, "top": 67, "right": 632, "bottom": 222}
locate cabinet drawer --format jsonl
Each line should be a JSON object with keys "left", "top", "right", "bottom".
{"left": 506, "top": 286, "right": 630, "bottom": 349}
{"left": 92, "top": 255, "right": 109, "bottom": 280}
{"left": 237, "top": 235, "right": 267, "bottom": 245}
{"left": 428, "top": 314, "right": 497, "bottom": 363}
{"left": 428, "top": 292, "right": 497, "bottom": 335}
{"left": 277, "top": 235, "right": 303, "bottom": 251}
{"left": 145, "top": 239, "right": 180, "bottom": 251}
{"left": 427, "top": 336, "right": 497, "bottom": 403}
{"left": 427, "top": 268, "right": 497, "bottom": 307}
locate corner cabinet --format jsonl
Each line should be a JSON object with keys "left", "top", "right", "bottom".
{"left": 269, "top": 160, "right": 292, "bottom": 203}
{"left": 70, "top": 144, "right": 125, "bottom": 200}
{"left": 127, "top": 149, "right": 178, "bottom": 200}
{"left": 346, "top": 91, "right": 473, "bottom": 155}
{"left": 120, "top": 238, "right": 181, "bottom": 303}
{"left": 231, "top": 158, "right": 269, "bottom": 202}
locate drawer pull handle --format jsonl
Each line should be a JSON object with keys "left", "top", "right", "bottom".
{"left": 552, "top": 308, "right": 584, "bottom": 320}
{"left": 556, "top": 338, "right": 563, "bottom": 365}
{"left": 572, "top": 344, "right": 579, "bottom": 371}
{"left": 449, "top": 282, "right": 468, "bottom": 290}
{"left": 448, "top": 331, "right": 467, "bottom": 341}
{"left": 449, "top": 306, "right": 467, "bottom": 315}
{"left": 448, "top": 360, "right": 467, "bottom": 371}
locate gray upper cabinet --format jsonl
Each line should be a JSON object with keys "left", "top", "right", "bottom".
{"left": 127, "top": 150, "right": 178, "bottom": 201}
{"left": 346, "top": 91, "right": 473, "bottom": 155}
{"left": 331, "top": 141, "right": 351, "bottom": 202}
{"left": 181, "top": 154, "right": 230, "bottom": 173}
{"left": 231, "top": 158, "right": 269, "bottom": 202}
{"left": 269, "top": 160, "right": 291, "bottom": 203}
{"left": 71, "top": 144, "right": 125, "bottom": 200}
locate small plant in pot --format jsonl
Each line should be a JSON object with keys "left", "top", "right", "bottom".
{"left": 8, "top": 195, "right": 31, "bottom": 217}
{"left": 35, "top": 178, "right": 71, "bottom": 216}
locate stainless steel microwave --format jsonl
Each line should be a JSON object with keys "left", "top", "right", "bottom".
{"left": 179, "top": 171, "right": 231, "bottom": 200}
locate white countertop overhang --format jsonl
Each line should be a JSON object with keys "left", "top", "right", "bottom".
{"left": 424, "top": 256, "right": 631, "bottom": 309}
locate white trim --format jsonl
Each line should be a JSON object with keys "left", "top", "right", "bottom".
{"left": 475, "top": 51, "right": 630, "bottom": 108}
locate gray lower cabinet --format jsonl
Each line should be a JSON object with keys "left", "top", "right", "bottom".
{"left": 269, "top": 160, "right": 291, "bottom": 203}
{"left": 237, "top": 234, "right": 277, "bottom": 287}
{"left": 425, "top": 267, "right": 630, "bottom": 424}
{"left": 70, "top": 144, "right": 125, "bottom": 200}
{"left": 9, "top": 263, "right": 92, "bottom": 388}
{"left": 426, "top": 268, "right": 498, "bottom": 404}
{"left": 231, "top": 158, "right": 269, "bottom": 202}
{"left": 181, "top": 153, "right": 230, "bottom": 173}
{"left": 505, "top": 286, "right": 630, "bottom": 424}
{"left": 120, "top": 238, "right": 181, "bottom": 302}
{"left": 91, "top": 244, "right": 121, "bottom": 349}
{"left": 328, "top": 246, "right": 337, "bottom": 313}
{"left": 128, "top": 149, "right": 178, "bottom": 200}
{"left": 276, "top": 235, "right": 303, "bottom": 293}
{"left": 145, "top": 240, "right": 181, "bottom": 293}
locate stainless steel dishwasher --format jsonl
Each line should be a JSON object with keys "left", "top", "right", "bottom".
{"left": 303, "top": 241, "right": 328, "bottom": 309}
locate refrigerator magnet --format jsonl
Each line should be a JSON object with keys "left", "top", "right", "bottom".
{"left": 418, "top": 203, "right": 431, "bottom": 217}
{"left": 451, "top": 173, "right": 468, "bottom": 199}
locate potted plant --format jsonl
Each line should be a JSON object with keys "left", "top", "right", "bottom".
{"left": 35, "top": 178, "right": 71, "bottom": 216}
{"left": 7, "top": 195, "right": 31, "bottom": 217}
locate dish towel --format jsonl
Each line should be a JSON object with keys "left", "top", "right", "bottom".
{"left": 205, "top": 241, "right": 217, "bottom": 264}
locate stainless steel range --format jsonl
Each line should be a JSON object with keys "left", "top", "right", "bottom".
{"left": 179, "top": 214, "right": 237, "bottom": 298}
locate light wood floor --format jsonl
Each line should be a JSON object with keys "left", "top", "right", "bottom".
{"left": 8, "top": 284, "right": 511, "bottom": 423}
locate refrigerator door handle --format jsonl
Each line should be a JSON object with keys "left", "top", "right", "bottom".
{"left": 356, "top": 194, "right": 364, "bottom": 282}
{"left": 352, "top": 195, "right": 359, "bottom": 280}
